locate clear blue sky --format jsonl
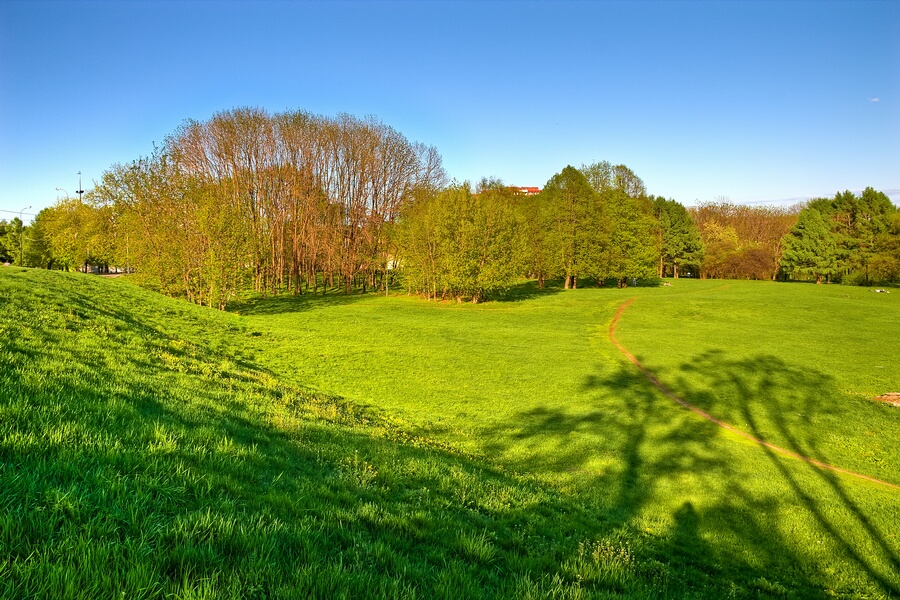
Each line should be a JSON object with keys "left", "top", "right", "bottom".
{"left": 2, "top": 0, "right": 898, "bottom": 223}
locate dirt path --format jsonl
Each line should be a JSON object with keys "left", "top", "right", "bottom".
{"left": 609, "top": 298, "right": 900, "bottom": 492}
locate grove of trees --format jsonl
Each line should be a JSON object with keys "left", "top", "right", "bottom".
{"left": 781, "top": 188, "right": 898, "bottom": 284}
{"left": 689, "top": 201, "right": 798, "bottom": 280}
{"left": 8, "top": 107, "right": 899, "bottom": 305}
{"left": 97, "top": 108, "right": 445, "bottom": 308}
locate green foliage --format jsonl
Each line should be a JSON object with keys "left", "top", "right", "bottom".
{"left": 870, "top": 212, "right": 900, "bottom": 282}
{"left": 93, "top": 151, "right": 252, "bottom": 307}
{"left": 574, "top": 163, "right": 660, "bottom": 287}
{"left": 1, "top": 218, "right": 27, "bottom": 266}
{"left": 781, "top": 207, "right": 838, "bottom": 283}
{"left": 540, "top": 166, "right": 606, "bottom": 288}
{"left": 793, "top": 189, "right": 898, "bottom": 284}
{"left": 397, "top": 162, "right": 662, "bottom": 297}
{"left": 579, "top": 161, "right": 647, "bottom": 199}
{"left": 21, "top": 211, "right": 54, "bottom": 269}
{"left": 518, "top": 192, "right": 555, "bottom": 289}
{"left": 18, "top": 199, "right": 117, "bottom": 272}
{"left": 396, "top": 182, "right": 526, "bottom": 302}
{"left": 603, "top": 190, "right": 658, "bottom": 286}
{"left": 0, "top": 220, "right": 12, "bottom": 263}
{"left": 652, "top": 197, "right": 703, "bottom": 278}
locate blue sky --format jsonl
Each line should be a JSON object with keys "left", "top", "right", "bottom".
{"left": 2, "top": 0, "right": 898, "bottom": 223}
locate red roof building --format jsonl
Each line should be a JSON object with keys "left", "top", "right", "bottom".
{"left": 512, "top": 186, "right": 541, "bottom": 196}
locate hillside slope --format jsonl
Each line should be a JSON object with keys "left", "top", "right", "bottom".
{"left": 0, "top": 269, "right": 698, "bottom": 599}
{"left": 2, "top": 269, "right": 898, "bottom": 599}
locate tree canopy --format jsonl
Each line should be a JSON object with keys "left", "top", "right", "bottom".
{"left": 780, "top": 207, "right": 838, "bottom": 284}
{"left": 14, "top": 106, "right": 900, "bottom": 302}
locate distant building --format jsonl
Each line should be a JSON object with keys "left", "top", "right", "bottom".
{"left": 512, "top": 186, "right": 541, "bottom": 196}
{"left": 474, "top": 186, "right": 541, "bottom": 198}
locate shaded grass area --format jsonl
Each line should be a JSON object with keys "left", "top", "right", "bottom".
{"left": 0, "top": 269, "right": 737, "bottom": 598}
{"left": 2, "top": 270, "right": 899, "bottom": 598}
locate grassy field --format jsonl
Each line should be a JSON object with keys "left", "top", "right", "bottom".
{"left": 2, "top": 269, "right": 899, "bottom": 598}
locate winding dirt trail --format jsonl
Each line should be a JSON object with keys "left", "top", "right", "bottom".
{"left": 609, "top": 298, "right": 900, "bottom": 492}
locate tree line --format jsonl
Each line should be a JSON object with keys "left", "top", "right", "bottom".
{"left": 780, "top": 188, "right": 899, "bottom": 284}
{"left": 6, "top": 107, "right": 898, "bottom": 306}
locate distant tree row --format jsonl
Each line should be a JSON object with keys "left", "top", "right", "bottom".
{"left": 1, "top": 202, "right": 115, "bottom": 272}
{"left": 780, "top": 188, "right": 898, "bottom": 284}
{"left": 689, "top": 201, "right": 798, "bottom": 280}
{"left": 394, "top": 163, "right": 713, "bottom": 302}
{"left": 9, "top": 107, "right": 899, "bottom": 305}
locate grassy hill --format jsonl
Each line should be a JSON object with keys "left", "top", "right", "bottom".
{"left": 2, "top": 268, "right": 899, "bottom": 598}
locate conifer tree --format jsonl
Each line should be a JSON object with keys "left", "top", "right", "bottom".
{"left": 781, "top": 207, "right": 838, "bottom": 283}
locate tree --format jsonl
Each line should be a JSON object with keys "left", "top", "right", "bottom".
{"left": 603, "top": 189, "right": 658, "bottom": 286}
{"left": 395, "top": 181, "right": 526, "bottom": 303}
{"left": 519, "top": 191, "right": 554, "bottom": 288}
{"left": 690, "top": 200, "right": 799, "bottom": 280}
{"left": 698, "top": 221, "right": 740, "bottom": 279}
{"left": 87, "top": 107, "right": 445, "bottom": 308}
{"left": 794, "top": 189, "right": 897, "bottom": 284}
{"left": 829, "top": 188, "right": 895, "bottom": 284}
{"left": 22, "top": 209, "right": 55, "bottom": 269}
{"left": 652, "top": 197, "right": 703, "bottom": 278}
{"left": 780, "top": 207, "right": 838, "bottom": 283}
{"left": 869, "top": 212, "right": 900, "bottom": 283}
{"left": 541, "top": 166, "right": 604, "bottom": 289}
{"left": 0, "top": 220, "right": 14, "bottom": 263}
{"left": 580, "top": 161, "right": 647, "bottom": 198}
{"left": 1, "top": 218, "right": 27, "bottom": 265}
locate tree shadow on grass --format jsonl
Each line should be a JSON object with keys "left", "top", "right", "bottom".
{"left": 226, "top": 287, "right": 376, "bottom": 317}
{"left": 493, "top": 279, "right": 565, "bottom": 303}
{"left": 477, "top": 352, "right": 900, "bottom": 597}
{"left": 0, "top": 270, "right": 709, "bottom": 597}
{"left": 495, "top": 278, "right": 664, "bottom": 304}
{"left": 3, "top": 269, "right": 898, "bottom": 597}
{"left": 666, "top": 351, "right": 900, "bottom": 595}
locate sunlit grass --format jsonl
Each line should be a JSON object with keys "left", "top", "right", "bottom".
{"left": 2, "top": 268, "right": 899, "bottom": 598}
{"left": 615, "top": 280, "right": 900, "bottom": 483}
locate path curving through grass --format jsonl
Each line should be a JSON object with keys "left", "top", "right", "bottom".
{"left": 609, "top": 297, "right": 900, "bottom": 492}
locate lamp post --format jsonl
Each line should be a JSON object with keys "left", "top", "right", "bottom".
{"left": 19, "top": 205, "right": 31, "bottom": 266}
{"left": 56, "top": 187, "right": 70, "bottom": 200}
{"left": 76, "top": 171, "right": 85, "bottom": 203}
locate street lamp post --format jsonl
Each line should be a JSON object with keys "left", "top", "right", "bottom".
{"left": 56, "top": 187, "right": 70, "bottom": 200}
{"left": 76, "top": 172, "right": 85, "bottom": 203}
{"left": 19, "top": 205, "right": 31, "bottom": 266}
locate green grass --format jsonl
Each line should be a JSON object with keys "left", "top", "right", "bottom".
{"left": 2, "top": 269, "right": 899, "bottom": 598}
{"left": 615, "top": 280, "right": 900, "bottom": 484}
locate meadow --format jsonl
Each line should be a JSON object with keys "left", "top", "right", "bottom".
{"left": 1, "top": 268, "right": 898, "bottom": 598}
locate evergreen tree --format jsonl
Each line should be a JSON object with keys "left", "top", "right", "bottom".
{"left": 781, "top": 207, "right": 838, "bottom": 283}
{"left": 870, "top": 212, "right": 900, "bottom": 283}
{"left": 797, "top": 189, "right": 896, "bottom": 284}
{"left": 652, "top": 197, "right": 704, "bottom": 278}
